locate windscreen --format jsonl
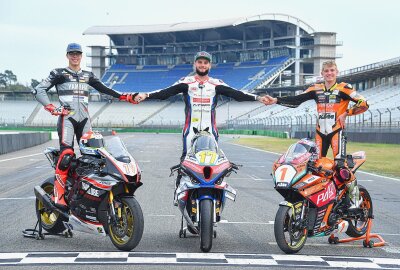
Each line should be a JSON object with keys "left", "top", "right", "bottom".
{"left": 104, "top": 136, "right": 131, "bottom": 163}
{"left": 193, "top": 135, "right": 218, "bottom": 153}
{"left": 282, "top": 143, "right": 310, "bottom": 163}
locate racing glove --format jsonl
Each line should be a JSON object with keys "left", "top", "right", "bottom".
{"left": 44, "top": 104, "right": 70, "bottom": 116}
{"left": 119, "top": 93, "right": 139, "bottom": 104}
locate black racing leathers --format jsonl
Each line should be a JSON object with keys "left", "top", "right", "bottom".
{"left": 33, "top": 67, "right": 121, "bottom": 149}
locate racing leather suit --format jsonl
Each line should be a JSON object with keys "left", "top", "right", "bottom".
{"left": 33, "top": 67, "right": 121, "bottom": 207}
{"left": 277, "top": 82, "right": 369, "bottom": 208}
{"left": 276, "top": 82, "right": 368, "bottom": 158}
{"left": 147, "top": 75, "right": 259, "bottom": 160}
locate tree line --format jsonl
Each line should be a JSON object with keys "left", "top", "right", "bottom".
{"left": 0, "top": 70, "right": 40, "bottom": 91}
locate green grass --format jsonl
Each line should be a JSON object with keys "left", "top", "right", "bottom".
{"left": 231, "top": 137, "right": 400, "bottom": 178}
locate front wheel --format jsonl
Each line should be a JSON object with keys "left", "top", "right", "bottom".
{"left": 345, "top": 185, "right": 373, "bottom": 238}
{"left": 274, "top": 205, "right": 307, "bottom": 254}
{"left": 199, "top": 199, "right": 213, "bottom": 252}
{"left": 108, "top": 196, "right": 144, "bottom": 251}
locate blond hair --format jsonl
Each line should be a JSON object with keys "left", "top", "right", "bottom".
{"left": 321, "top": 60, "right": 337, "bottom": 70}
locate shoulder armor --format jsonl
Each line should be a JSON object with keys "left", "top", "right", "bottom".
{"left": 179, "top": 76, "right": 195, "bottom": 84}
{"left": 343, "top": 83, "right": 353, "bottom": 89}
{"left": 208, "top": 77, "right": 227, "bottom": 86}
{"left": 52, "top": 68, "right": 64, "bottom": 74}
{"left": 307, "top": 83, "right": 323, "bottom": 91}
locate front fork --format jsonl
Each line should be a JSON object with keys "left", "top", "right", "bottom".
{"left": 108, "top": 189, "right": 126, "bottom": 225}
{"left": 280, "top": 200, "right": 308, "bottom": 230}
{"left": 195, "top": 198, "right": 218, "bottom": 223}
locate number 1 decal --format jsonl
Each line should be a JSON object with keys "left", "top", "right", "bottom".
{"left": 279, "top": 167, "right": 288, "bottom": 181}
{"left": 275, "top": 165, "right": 297, "bottom": 183}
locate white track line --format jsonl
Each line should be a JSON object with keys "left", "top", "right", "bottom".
{"left": 0, "top": 153, "right": 43, "bottom": 163}
{"left": 0, "top": 196, "right": 36, "bottom": 201}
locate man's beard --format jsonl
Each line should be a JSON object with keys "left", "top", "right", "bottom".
{"left": 196, "top": 68, "right": 209, "bottom": 76}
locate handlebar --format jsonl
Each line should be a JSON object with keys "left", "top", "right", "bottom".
{"left": 309, "top": 164, "right": 333, "bottom": 176}
{"left": 169, "top": 164, "right": 181, "bottom": 177}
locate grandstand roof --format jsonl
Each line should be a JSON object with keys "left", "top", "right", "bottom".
{"left": 339, "top": 56, "right": 400, "bottom": 83}
{"left": 83, "top": 13, "right": 315, "bottom": 35}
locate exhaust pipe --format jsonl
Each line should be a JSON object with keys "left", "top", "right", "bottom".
{"left": 34, "top": 186, "right": 69, "bottom": 219}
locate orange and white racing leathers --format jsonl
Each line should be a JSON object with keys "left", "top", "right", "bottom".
{"left": 277, "top": 82, "right": 369, "bottom": 159}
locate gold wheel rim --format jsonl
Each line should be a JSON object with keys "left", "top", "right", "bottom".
{"left": 109, "top": 201, "right": 134, "bottom": 245}
{"left": 37, "top": 184, "right": 59, "bottom": 226}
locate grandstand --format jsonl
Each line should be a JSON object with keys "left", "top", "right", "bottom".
{"left": 1, "top": 14, "right": 399, "bottom": 144}
{"left": 84, "top": 13, "right": 341, "bottom": 89}
{"left": 101, "top": 56, "right": 294, "bottom": 92}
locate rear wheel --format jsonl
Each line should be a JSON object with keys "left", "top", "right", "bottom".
{"left": 108, "top": 196, "right": 144, "bottom": 251}
{"left": 35, "top": 178, "right": 68, "bottom": 234}
{"left": 199, "top": 199, "right": 213, "bottom": 252}
{"left": 345, "top": 185, "right": 373, "bottom": 237}
{"left": 274, "top": 205, "right": 307, "bottom": 254}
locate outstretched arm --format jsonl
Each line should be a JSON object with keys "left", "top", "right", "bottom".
{"left": 216, "top": 85, "right": 260, "bottom": 102}
{"left": 134, "top": 83, "right": 188, "bottom": 102}
{"left": 88, "top": 73, "right": 121, "bottom": 98}
{"left": 275, "top": 90, "right": 316, "bottom": 108}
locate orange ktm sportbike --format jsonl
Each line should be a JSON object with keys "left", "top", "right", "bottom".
{"left": 31, "top": 136, "right": 144, "bottom": 251}
{"left": 272, "top": 139, "right": 373, "bottom": 254}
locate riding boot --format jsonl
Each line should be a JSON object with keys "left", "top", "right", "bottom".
{"left": 54, "top": 171, "right": 69, "bottom": 211}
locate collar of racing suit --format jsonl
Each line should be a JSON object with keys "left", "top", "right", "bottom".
{"left": 194, "top": 75, "right": 209, "bottom": 84}
{"left": 323, "top": 82, "right": 338, "bottom": 92}
{"left": 66, "top": 67, "right": 82, "bottom": 74}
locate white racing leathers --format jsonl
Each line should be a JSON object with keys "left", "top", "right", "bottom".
{"left": 147, "top": 76, "right": 258, "bottom": 160}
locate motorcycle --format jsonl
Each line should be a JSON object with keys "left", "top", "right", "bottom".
{"left": 170, "top": 129, "right": 238, "bottom": 252}
{"left": 33, "top": 135, "right": 144, "bottom": 251}
{"left": 272, "top": 138, "right": 373, "bottom": 254}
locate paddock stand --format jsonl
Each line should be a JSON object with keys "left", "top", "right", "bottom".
{"left": 328, "top": 216, "right": 385, "bottom": 248}
{"left": 22, "top": 208, "right": 73, "bottom": 240}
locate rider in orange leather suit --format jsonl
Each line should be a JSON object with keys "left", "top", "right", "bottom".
{"left": 270, "top": 61, "right": 369, "bottom": 208}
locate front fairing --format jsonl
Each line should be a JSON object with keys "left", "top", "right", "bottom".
{"left": 176, "top": 176, "right": 236, "bottom": 201}
{"left": 272, "top": 147, "right": 311, "bottom": 189}
{"left": 181, "top": 149, "right": 231, "bottom": 185}
{"left": 97, "top": 136, "right": 141, "bottom": 183}
{"left": 273, "top": 161, "right": 307, "bottom": 188}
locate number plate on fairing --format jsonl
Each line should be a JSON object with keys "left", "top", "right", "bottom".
{"left": 274, "top": 165, "right": 297, "bottom": 187}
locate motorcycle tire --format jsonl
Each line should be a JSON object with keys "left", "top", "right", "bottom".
{"left": 35, "top": 177, "right": 68, "bottom": 234}
{"left": 199, "top": 199, "right": 213, "bottom": 252}
{"left": 274, "top": 205, "right": 307, "bottom": 254}
{"left": 345, "top": 185, "right": 373, "bottom": 238}
{"left": 108, "top": 196, "right": 144, "bottom": 251}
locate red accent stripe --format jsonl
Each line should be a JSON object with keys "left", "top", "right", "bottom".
{"left": 183, "top": 110, "right": 191, "bottom": 134}
{"left": 74, "top": 214, "right": 102, "bottom": 225}
{"left": 83, "top": 177, "right": 112, "bottom": 190}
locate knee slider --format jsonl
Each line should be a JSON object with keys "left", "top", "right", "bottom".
{"left": 58, "top": 154, "right": 73, "bottom": 171}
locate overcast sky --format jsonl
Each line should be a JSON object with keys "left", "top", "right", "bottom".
{"left": 1, "top": 0, "right": 399, "bottom": 84}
